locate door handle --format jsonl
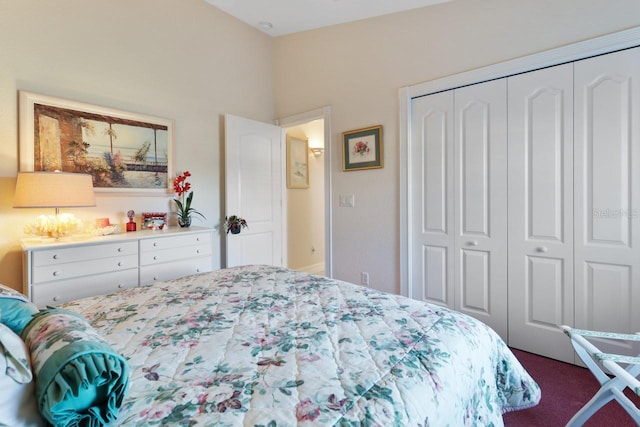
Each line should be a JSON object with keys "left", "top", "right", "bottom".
{"left": 535, "top": 246, "right": 548, "bottom": 253}
{"left": 467, "top": 241, "right": 479, "bottom": 246}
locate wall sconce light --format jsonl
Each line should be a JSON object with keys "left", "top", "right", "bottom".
{"left": 310, "top": 147, "right": 324, "bottom": 157}
{"left": 14, "top": 171, "right": 96, "bottom": 238}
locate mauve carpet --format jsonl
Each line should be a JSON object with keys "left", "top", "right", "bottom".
{"left": 503, "top": 348, "right": 640, "bottom": 426}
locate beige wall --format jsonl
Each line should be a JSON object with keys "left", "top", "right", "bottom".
{"left": 0, "top": 0, "right": 274, "bottom": 291}
{"left": 274, "top": 0, "right": 640, "bottom": 294}
{"left": 2, "top": 0, "right": 640, "bottom": 296}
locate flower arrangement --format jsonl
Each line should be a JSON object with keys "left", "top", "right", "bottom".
{"left": 173, "top": 171, "right": 205, "bottom": 227}
{"left": 352, "top": 140, "right": 370, "bottom": 156}
{"left": 225, "top": 215, "right": 248, "bottom": 234}
{"left": 25, "top": 213, "right": 83, "bottom": 238}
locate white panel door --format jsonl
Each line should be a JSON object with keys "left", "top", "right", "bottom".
{"left": 574, "top": 47, "right": 640, "bottom": 356}
{"left": 453, "top": 80, "right": 508, "bottom": 339}
{"left": 225, "top": 114, "right": 284, "bottom": 268}
{"left": 410, "top": 91, "right": 455, "bottom": 306}
{"left": 507, "top": 63, "right": 575, "bottom": 363}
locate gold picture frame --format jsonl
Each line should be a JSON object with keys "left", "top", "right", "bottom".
{"left": 19, "top": 90, "right": 174, "bottom": 195}
{"left": 286, "top": 135, "right": 309, "bottom": 189}
{"left": 342, "top": 125, "right": 383, "bottom": 171}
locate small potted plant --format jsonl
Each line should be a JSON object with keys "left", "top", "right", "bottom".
{"left": 225, "top": 215, "right": 248, "bottom": 234}
{"left": 173, "top": 171, "right": 205, "bottom": 228}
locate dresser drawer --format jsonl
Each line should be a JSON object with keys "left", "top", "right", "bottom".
{"left": 32, "top": 241, "right": 138, "bottom": 267}
{"left": 32, "top": 254, "right": 138, "bottom": 284}
{"left": 140, "top": 232, "right": 212, "bottom": 253}
{"left": 139, "top": 257, "right": 213, "bottom": 285}
{"left": 140, "top": 243, "right": 212, "bottom": 266}
{"left": 31, "top": 268, "right": 138, "bottom": 308}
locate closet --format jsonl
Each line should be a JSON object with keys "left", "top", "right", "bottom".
{"left": 409, "top": 46, "right": 640, "bottom": 363}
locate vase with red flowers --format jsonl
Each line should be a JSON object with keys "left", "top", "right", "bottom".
{"left": 173, "top": 171, "right": 205, "bottom": 228}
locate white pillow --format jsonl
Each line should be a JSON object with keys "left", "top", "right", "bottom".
{"left": 0, "top": 323, "right": 45, "bottom": 427}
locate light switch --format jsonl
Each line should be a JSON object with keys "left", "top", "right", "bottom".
{"left": 339, "top": 194, "right": 355, "bottom": 208}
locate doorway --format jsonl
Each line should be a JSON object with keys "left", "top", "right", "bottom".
{"left": 279, "top": 106, "right": 332, "bottom": 278}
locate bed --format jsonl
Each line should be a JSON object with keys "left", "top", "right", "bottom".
{"left": 19, "top": 265, "right": 541, "bottom": 426}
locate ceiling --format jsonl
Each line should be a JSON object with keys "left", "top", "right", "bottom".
{"left": 204, "top": 0, "right": 453, "bottom": 37}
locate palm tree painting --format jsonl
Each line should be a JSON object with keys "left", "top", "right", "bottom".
{"left": 24, "top": 92, "right": 174, "bottom": 193}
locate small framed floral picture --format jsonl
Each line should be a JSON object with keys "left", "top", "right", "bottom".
{"left": 342, "top": 125, "right": 383, "bottom": 171}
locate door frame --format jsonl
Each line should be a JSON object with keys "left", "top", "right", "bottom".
{"left": 399, "top": 26, "right": 640, "bottom": 298}
{"left": 278, "top": 106, "right": 333, "bottom": 277}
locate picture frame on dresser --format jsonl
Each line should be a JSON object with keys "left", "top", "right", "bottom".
{"left": 18, "top": 90, "right": 175, "bottom": 196}
{"left": 142, "top": 212, "right": 167, "bottom": 230}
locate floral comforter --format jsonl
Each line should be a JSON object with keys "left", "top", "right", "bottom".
{"left": 60, "top": 265, "right": 540, "bottom": 426}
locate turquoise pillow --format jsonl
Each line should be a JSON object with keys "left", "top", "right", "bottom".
{"left": 0, "top": 284, "right": 38, "bottom": 335}
{"left": 21, "top": 309, "right": 129, "bottom": 426}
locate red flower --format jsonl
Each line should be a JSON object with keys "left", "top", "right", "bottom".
{"left": 173, "top": 171, "right": 205, "bottom": 221}
{"left": 173, "top": 171, "right": 192, "bottom": 197}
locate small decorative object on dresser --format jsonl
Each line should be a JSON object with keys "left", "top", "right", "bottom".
{"left": 173, "top": 170, "right": 205, "bottom": 228}
{"left": 142, "top": 212, "right": 166, "bottom": 230}
{"left": 225, "top": 215, "right": 248, "bottom": 234}
{"left": 126, "top": 210, "right": 136, "bottom": 232}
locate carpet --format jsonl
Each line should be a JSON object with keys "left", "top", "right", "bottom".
{"left": 503, "top": 348, "right": 640, "bottom": 426}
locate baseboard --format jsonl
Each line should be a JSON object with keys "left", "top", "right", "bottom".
{"left": 296, "top": 262, "right": 325, "bottom": 276}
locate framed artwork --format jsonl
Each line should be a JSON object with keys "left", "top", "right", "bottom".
{"left": 19, "top": 91, "right": 174, "bottom": 195}
{"left": 342, "top": 125, "right": 383, "bottom": 171}
{"left": 286, "top": 135, "right": 309, "bottom": 189}
{"left": 142, "top": 212, "right": 167, "bottom": 230}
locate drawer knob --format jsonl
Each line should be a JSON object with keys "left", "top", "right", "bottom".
{"left": 196, "top": 268, "right": 200, "bottom": 273}
{"left": 196, "top": 237, "right": 200, "bottom": 242}
{"left": 153, "top": 276, "right": 158, "bottom": 281}
{"left": 153, "top": 242, "right": 158, "bottom": 247}
{"left": 153, "top": 256, "right": 158, "bottom": 261}
{"left": 117, "top": 262, "right": 123, "bottom": 267}
{"left": 53, "top": 296, "right": 60, "bottom": 302}
{"left": 118, "top": 247, "right": 124, "bottom": 252}
{"left": 118, "top": 284, "right": 124, "bottom": 289}
{"left": 52, "top": 254, "right": 59, "bottom": 260}
{"left": 52, "top": 270, "right": 61, "bottom": 277}
{"left": 196, "top": 249, "right": 200, "bottom": 254}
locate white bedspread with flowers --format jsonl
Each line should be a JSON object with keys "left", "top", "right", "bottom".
{"left": 61, "top": 265, "right": 540, "bottom": 426}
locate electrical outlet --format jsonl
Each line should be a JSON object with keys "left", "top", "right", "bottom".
{"left": 361, "top": 272, "right": 369, "bottom": 286}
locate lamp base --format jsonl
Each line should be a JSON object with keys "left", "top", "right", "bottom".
{"left": 24, "top": 213, "right": 82, "bottom": 239}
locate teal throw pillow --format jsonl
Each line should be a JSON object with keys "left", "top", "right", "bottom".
{"left": 21, "top": 308, "right": 130, "bottom": 427}
{"left": 0, "top": 284, "right": 38, "bottom": 335}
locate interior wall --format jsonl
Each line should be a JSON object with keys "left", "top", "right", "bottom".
{"left": 286, "top": 120, "right": 325, "bottom": 274}
{"left": 0, "top": 0, "right": 274, "bottom": 291}
{"left": 273, "top": 0, "right": 640, "bottom": 294}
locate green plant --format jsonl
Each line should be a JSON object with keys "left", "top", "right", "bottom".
{"left": 225, "top": 215, "right": 247, "bottom": 234}
{"left": 173, "top": 171, "right": 205, "bottom": 220}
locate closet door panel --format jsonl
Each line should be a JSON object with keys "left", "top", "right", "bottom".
{"left": 508, "top": 63, "right": 574, "bottom": 363}
{"left": 575, "top": 47, "right": 640, "bottom": 356}
{"left": 410, "top": 91, "right": 455, "bottom": 306}
{"left": 454, "top": 79, "right": 508, "bottom": 339}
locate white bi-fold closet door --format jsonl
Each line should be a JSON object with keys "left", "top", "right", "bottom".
{"left": 410, "top": 79, "right": 508, "bottom": 339}
{"left": 410, "top": 46, "right": 640, "bottom": 363}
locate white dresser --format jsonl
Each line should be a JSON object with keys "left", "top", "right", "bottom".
{"left": 21, "top": 227, "right": 214, "bottom": 307}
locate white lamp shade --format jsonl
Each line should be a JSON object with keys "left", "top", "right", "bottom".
{"left": 14, "top": 172, "right": 96, "bottom": 208}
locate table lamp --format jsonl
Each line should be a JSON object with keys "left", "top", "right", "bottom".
{"left": 14, "top": 171, "right": 96, "bottom": 238}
